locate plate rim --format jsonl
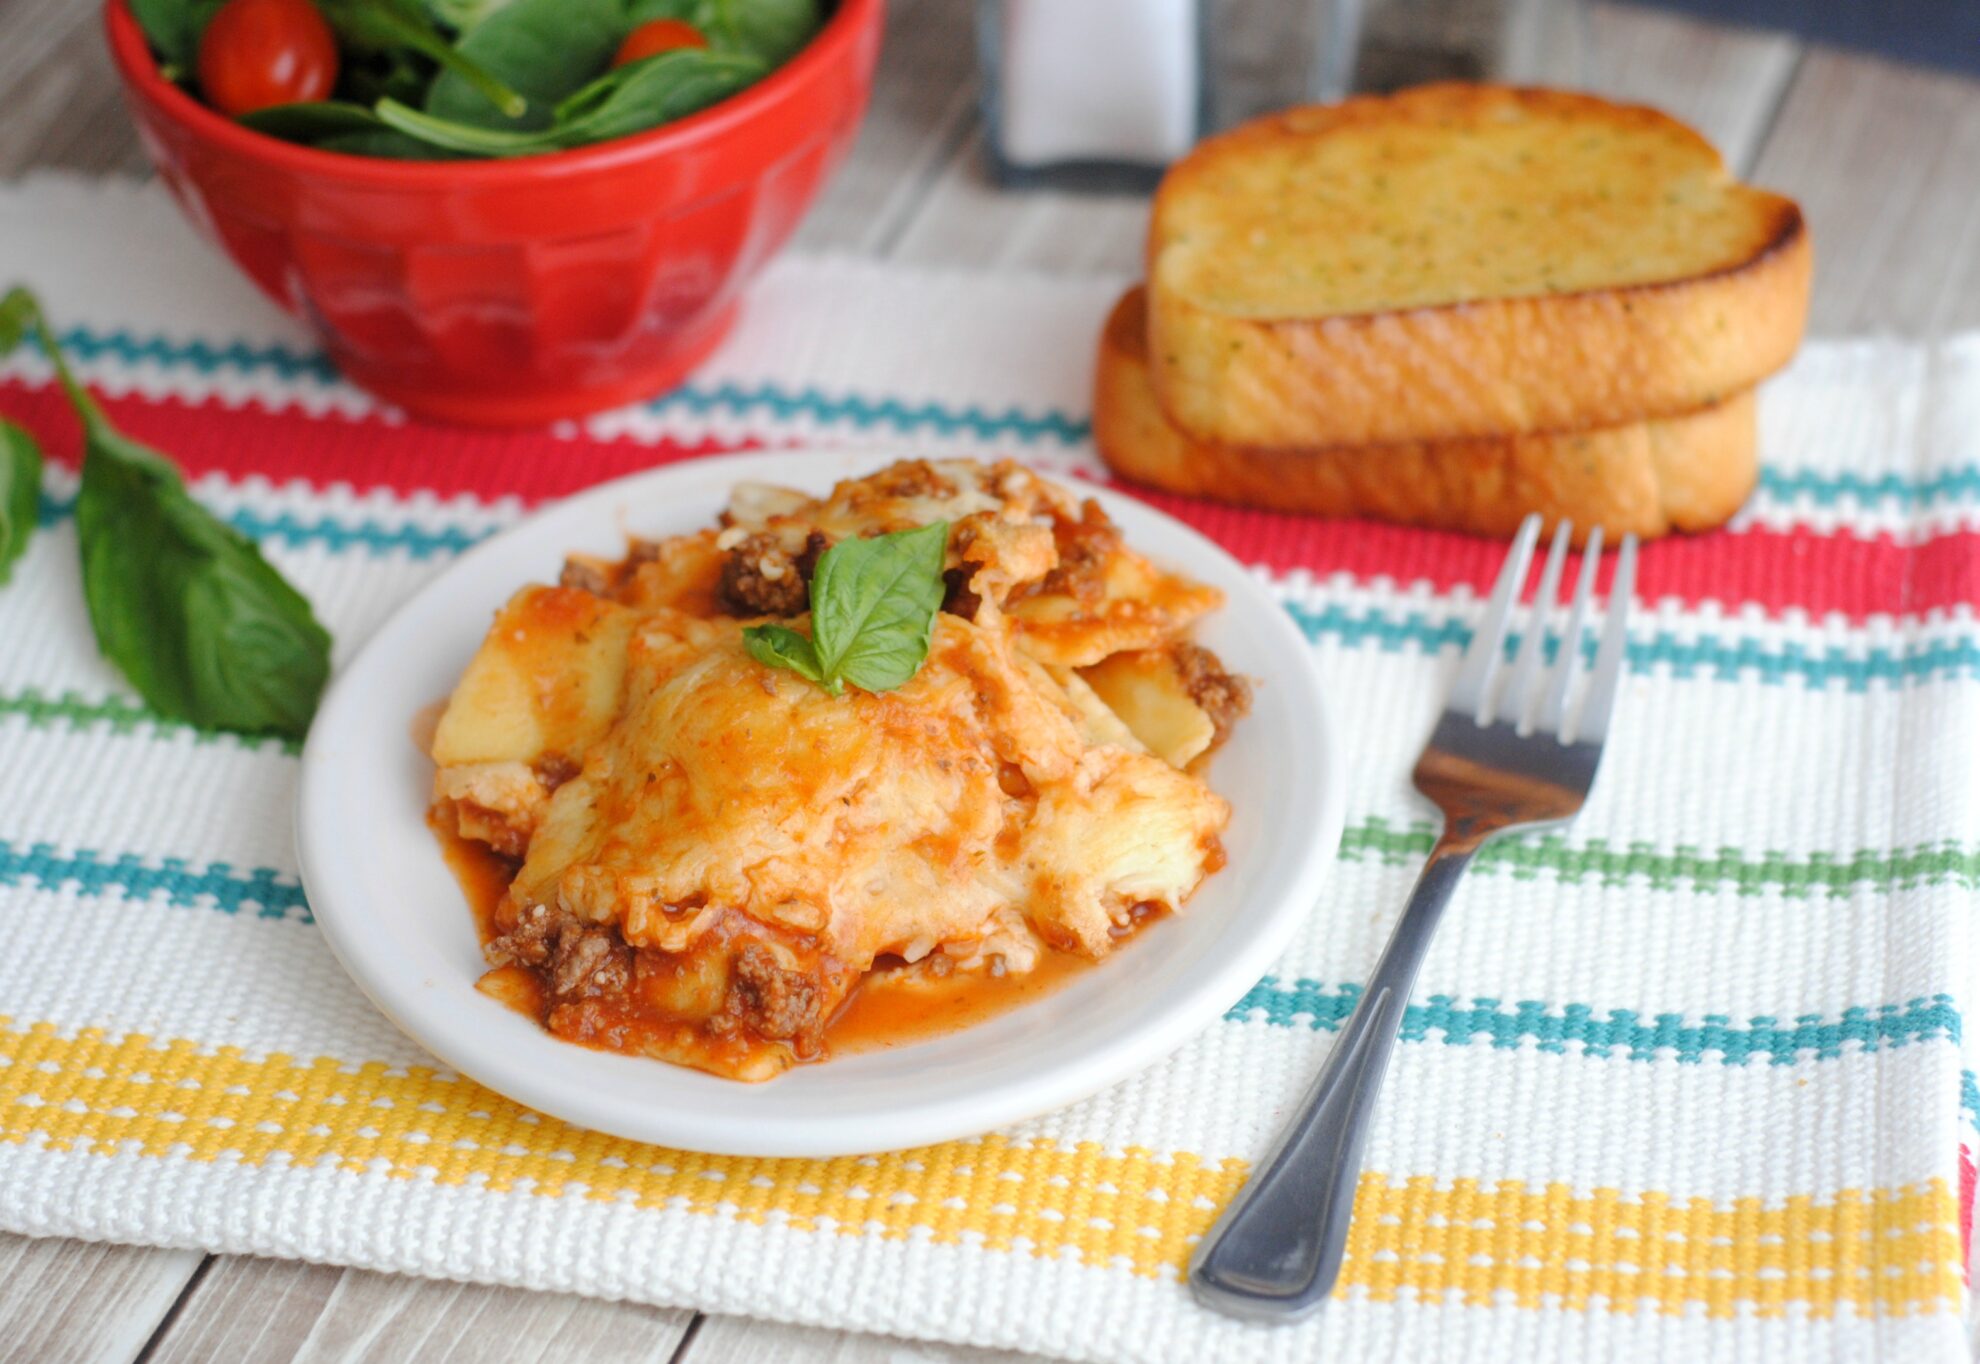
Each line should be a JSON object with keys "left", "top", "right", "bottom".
{"left": 296, "top": 449, "right": 1345, "bottom": 1157}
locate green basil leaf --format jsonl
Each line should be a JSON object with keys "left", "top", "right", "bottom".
{"left": 808, "top": 521, "right": 948, "bottom": 695}
{"left": 423, "top": 0, "right": 626, "bottom": 131}
{"left": 2, "top": 284, "right": 332, "bottom": 739}
{"left": 238, "top": 101, "right": 393, "bottom": 142}
{"left": 0, "top": 287, "right": 34, "bottom": 352}
{"left": 551, "top": 48, "right": 765, "bottom": 139}
{"left": 129, "top": 0, "right": 225, "bottom": 77}
{"left": 76, "top": 426, "right": 331, "bottom": 739}
{"left": 742, "top": 621, "right": 833, "bottom": 693}
{"left": 0, "top": 419, "right": 43, "bottom": 587}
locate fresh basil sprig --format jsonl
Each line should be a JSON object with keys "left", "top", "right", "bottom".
{"left": 0, "top": 419, "right": 42, "bottom": 587}
{"left": 0, "top": 288, "right": 332, "bottom": 740}
{"left": 743, "top": 521, "right": 949, "bottom": 697}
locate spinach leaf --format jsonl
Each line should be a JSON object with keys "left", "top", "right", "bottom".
{"left": 238, "top": 101, "right": 392, "bottom": 141}
{"left": 706, "top": 0, "right": 821, "bottom": 66}
{"left": 379, "top": 48, "right": 763, "bottom": 154}
{"left": 372, "top": 102, "right": 558, "bottom": 154}
{"left": 318, "top": 128, "right": 461, "bottom": 157}
{"left": 626, "top": 0, "right": 822, "bottom": 65}
{"left": 129, "top": 0, "right": 225, "bottom": 78}
{"left": 321, "top": 0, "right": 528, "bottom": 118}
{"left": 422, "top": 0, "right": 515, "bottom": 33}
{"left": 422, "top": 0, "right": 625, "bottom": 131}
{"left": 0, "top": 419, "right": 41, "bottom": 587}
{"left": 0, "top": 287, "right": 331, "bottom": 739}
{"left": 339, "top": 43, "right": 432, "bottom": 107}
{"left": 550, "top": 47, "right": 765, "bottom": 138}
{"left": 744, "top": 521, "right": 949, "bottom": 696}
{"left": 237, "top": 101, "right": 456, "bottom": 156}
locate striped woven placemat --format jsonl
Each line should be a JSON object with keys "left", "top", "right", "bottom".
{"left": 1, "top": 174, "right": 1975, "bottom": 1363}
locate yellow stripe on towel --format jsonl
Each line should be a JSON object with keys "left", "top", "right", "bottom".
{"left": 0, "top": 1020, "right": 1959, "bottom": 1317}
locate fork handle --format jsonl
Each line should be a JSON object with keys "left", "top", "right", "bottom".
{"left": 1188, "top": 838, "right": 1480, "bottom": 1322}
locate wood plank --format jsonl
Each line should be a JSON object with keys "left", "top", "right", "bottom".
{"left": 791, "top": 0, "right": 980, "bottom": 256}
{"left": 144, "top": 1257, "right": 695, "bottom": 1363}
{"left": 1749, "top": 46, "right": 1980, "bottom": 339}
{"left": 1586, "top": 1, "right": 1801, "bottom": 172}
{"left": 680, "top": 1312, "right": 1047, "bottom": 1364}
{"left": 0, "top": 1233, "right": 202, "bottom": 1364}
{"left": 0, "top": 0, "right": 150, "bottom": 177}
{"left": 884, "top": 128, "right": 1149, "bottom": 275}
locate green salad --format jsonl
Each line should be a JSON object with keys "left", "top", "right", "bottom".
{"left": 131, "top": 0, "right": 825, "bottom": 159}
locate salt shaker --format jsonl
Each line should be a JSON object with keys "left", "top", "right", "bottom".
{"left": 975, "top": 0, "right": 1213, "bottom": 190}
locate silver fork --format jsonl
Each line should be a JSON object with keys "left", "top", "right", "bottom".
{"left": 1189, "top": 514, "right": 1638, "bottom": 1323}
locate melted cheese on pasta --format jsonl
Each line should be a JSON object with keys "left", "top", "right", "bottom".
{"left": 429, "top": 459, "right": 1241, "bottom": 1080}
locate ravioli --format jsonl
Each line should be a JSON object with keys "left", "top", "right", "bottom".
{"left": 429, "top": 459, "right": 1249, "bottom": 1080}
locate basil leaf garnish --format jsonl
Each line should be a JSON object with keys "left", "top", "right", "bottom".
{"left": 742, "top": 521, "right": 949, "bottom": 697}
{"left": 742, "top": 621, "right": 832, "bottom": 694}
{"left": 0, "top": 287, "right": 332, "bottom": 740}
{"left": 0, "top": 419, "right": 42, "bottom": 587}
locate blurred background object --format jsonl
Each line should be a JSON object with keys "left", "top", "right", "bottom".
{"left": 977, "top": 0, "right": 1216, "bottom": 188}
{"left": 979, "top": 0, "right": 1587, "bottom": 187}
{"left": 1353, "top": 0, "right": 1586, "bottom": 90}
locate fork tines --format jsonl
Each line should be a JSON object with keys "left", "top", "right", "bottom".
{"left": 1448, "top": 515, "right": 1638, "bottom": 744}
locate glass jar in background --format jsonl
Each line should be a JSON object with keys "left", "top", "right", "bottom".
{"left": 975, "top": 0, "right": 1215, "bottom": 190}
{"left": 975, "top": 0, "right": 1588, "bottom": 192}
{"left": 1214, "top": 0, "right": 1367, "bottom": 127}
{"left": 1354, "top": 0, "right": 1586, "bottom": 91}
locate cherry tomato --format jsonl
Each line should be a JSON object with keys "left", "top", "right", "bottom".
{"left": 611, "top": 19, "right": 709, "bottom": 68}
{"left": 197, "top": 0, "right": 339, "bottom": 118}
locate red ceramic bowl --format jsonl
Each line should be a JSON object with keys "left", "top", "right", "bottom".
{"left": 106, "top": 0, "right": 882, "bottom": 425}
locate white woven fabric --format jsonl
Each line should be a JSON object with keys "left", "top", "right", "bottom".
{"left": 0, "top": 174, "right": 1975, "bottom": 1363}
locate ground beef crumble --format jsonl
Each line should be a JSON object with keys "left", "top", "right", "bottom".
{"left": 1172, "top": 642, "right": 1253, "bottom": 744}
{"left": 719, "top": 530, "right": 830, "bottom": 616}
{"left": 942, "top": 565, "right": 983, "bottom": 621}
{"left": 489, "top": 905, "right": 828, "bottom": 1055}
{"left": 863, "top": 459, "right": 954, "bottom": 501}
{"left": 486, "top": 902, "right": 630, "bottom": 1003}
{"left": 726, "top": 941, "right": 821, "bottom": 1044}
{"left": 532, "top": 752, "right": 580, "bottom": 792}
{"left": 558, "top": 557, "right": 612, "bottom": 594}
{"left": 1035, "top": 499, "right": 1122, "bottom": 602}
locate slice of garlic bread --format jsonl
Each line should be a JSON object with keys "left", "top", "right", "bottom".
{"left": 1098, "top": 288, "right": 1756, "bottom": 543}
{"left": 1147, "top": 84, "right": 1808, "bottom": 448}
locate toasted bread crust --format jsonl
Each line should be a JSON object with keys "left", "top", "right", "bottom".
{"left": 1147, "top": 84, "right": 1811, "bottom": 447}
{"left": 1097, "top": 289, "right": 1756, "bottom": 543}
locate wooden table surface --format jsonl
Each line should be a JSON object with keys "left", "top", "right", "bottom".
{"left": 2, "top": 1, "right": 1978, "bottom": 1360}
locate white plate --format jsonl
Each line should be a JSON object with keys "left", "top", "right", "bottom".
{"left": 296, "top": 449, "right": 1343, "bottom": 1157}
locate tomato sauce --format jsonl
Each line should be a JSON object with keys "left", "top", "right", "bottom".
{"left": 433, "top": 820, "right": 1157, "bottom": 1061}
